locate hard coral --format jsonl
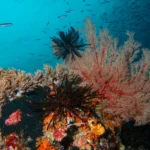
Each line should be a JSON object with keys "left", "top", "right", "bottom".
{"left": 0, "top": 64, "right": 74, "bottom": 104}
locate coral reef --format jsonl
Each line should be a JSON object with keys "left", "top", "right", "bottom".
{"left": 0, "top": 17, "right": 149, "bottom": 149}
{"left": 21, "top": 74, "right": 97, "bottom": 120}
{"left": 0, "top": 130, "right": 31, "bottom": 149}
{"left": 70, "top": 18, "right": 150, "bottom": 126}
{"left": 0, "top": 65, "right": 73, "bottom": 109}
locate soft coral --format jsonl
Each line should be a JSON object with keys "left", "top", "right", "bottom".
{"left": 70, "top": 18, "right": 150, "bottom": 125}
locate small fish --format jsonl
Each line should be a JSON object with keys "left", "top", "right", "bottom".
{"left": 63, "top": 25, "right": 67, "bottom": 28}
{"left": 58, "top": 15, "right": 67, "bottom": 18}
{"left": 47, "top": 22, "right": 50, "bottom": 25}
{"left": 26, "top": 114, "right": 33, "bottom": 117}
{"left": 36, "top": 59, "right": 41, "bottom": 61}
{"left": 42, "top": 31, "right": 47, "bottom": 33}
{"left": 0, "top": 23, "right": 13, "bottom": 27}
{"left": 99, "top": 0, "right": 110, "bottom": 4}
{"left": 55, "top": 28, "right": 60, "bottom": 31}
{"left": 86, "top": 4, "right": 91, "bottom": 6}
{"left": 86, "top": 10, "right": 92, "bottom": 12}
{"left": 66, "top": 10, "right": 73, "bottom": 13}
{"left": 39, "top": 54, "right": 51, "bottom": 57}
{"left": 80, "top": 10, "right": 84, "bottom": 13}
{"left": 99, "top": 25, "right": 103, "bottom": 29}
{"left": 67, "top": 1, "right": 69, "bottom": 5}
{"left": 30, "top": 53, "right": 35, "bottom": 55}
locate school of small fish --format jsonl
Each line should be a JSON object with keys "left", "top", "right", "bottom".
{"left": 0, "top": 0, "right": 150, "bottom": 65}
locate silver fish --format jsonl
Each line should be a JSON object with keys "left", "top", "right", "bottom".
{"left": 58, "top": 15, "right": 67, "bottom": 18}
{"left": 0, "top": 23, "right": 13, "bottom": 27}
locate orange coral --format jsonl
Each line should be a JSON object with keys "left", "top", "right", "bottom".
{"left": 87, "top": 132, "right": 99, "bottom": 141}
{"left": 54, "top": 121, "right": 62, "bottom": 129}
{"left": 37, "top": 139, "right": 55, "bottom": 150}
{"left": 75, "top": 117, "right": 82, "bottom": 123}
{"left": 43, "top": 113, "right": 54, "bottom": 130}
{"left": 44, "top": 113, "right": 54, "bottom": 125}
{"left": 91, "top": 98, "right": 99, "bottom": 106}
{"left": 88, "top": 118, "right": 105, "bottom": 135}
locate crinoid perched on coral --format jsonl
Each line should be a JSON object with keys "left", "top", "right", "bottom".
{"left": 69, "top": 18, "right": 150, "bottom": 126}
{"left": 51, "top": 26, "right": 89, "bottom": 61}
{"left": 21, "top": 74, "right": 97, "bottom": 125}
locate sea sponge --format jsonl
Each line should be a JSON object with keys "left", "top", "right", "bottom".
{"left": 88, "top": 118, "right": 105, "bottom": 135}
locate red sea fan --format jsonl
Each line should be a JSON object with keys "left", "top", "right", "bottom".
{"left": 5, "top": 109, "right": 22, "bottom": 126}
{"left": 70, "top": 18, "right": 150, "bottom": 125}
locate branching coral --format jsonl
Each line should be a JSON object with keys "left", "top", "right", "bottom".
{"left": 69, "top": 18, "right": 150, "bottom": 125}
{"left": 0, "top": 64, "right": 74, "bottom": 105}
{"left": 0, "top": 68, "right": 34, "bottom": 104}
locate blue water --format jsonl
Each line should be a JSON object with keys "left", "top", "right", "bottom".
{"left": 0, "top": 0, "right": 150, "bottom": 73}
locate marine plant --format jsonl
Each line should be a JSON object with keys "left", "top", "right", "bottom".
{"left": 51, "top": 27, "right": 88, "bottom": 61}
{"left": 70, "top": 18, "right": 150, "bottom": 126}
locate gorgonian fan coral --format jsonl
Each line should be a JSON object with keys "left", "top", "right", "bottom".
{"left": 21, "top": 74, "right": 97, "bottom": 124}
{"left": 51, "top": 27, "right": 88, "bottom": 61}
{"left": 69, "top": 18, "right": 150, "bottom": 125}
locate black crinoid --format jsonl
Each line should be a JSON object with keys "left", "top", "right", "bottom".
{"left": 21, "top": 74, "right": 97, "bottom": 124}
{"left": 51, "top": 27, "right": 88, "bottom": 61}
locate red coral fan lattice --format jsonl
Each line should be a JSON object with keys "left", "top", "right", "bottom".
{"left": 70, "top": 18, "right": 150, "bottom": 125}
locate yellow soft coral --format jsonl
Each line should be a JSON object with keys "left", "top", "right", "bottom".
{"left": 88, "top": 118, "right": 105, "bottom": 135}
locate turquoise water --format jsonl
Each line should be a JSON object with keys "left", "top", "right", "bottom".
{"left": 0, "top": 0, "right": 150, "bottom": 72}
{"left": 0, "top": 1, "right": 150, "bottom": 149}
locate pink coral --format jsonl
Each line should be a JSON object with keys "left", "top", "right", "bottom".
{"left": 53, "top": 126, "right": 67, "bottom": 141}
{"left": 73, "top": 135, "right": 87, "bottom": 147}
{"left": 5, "top": 109, "right": 22, "bottom": 126}
{"left": 70, "top": 18, "right": 150, "bottom": 125}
